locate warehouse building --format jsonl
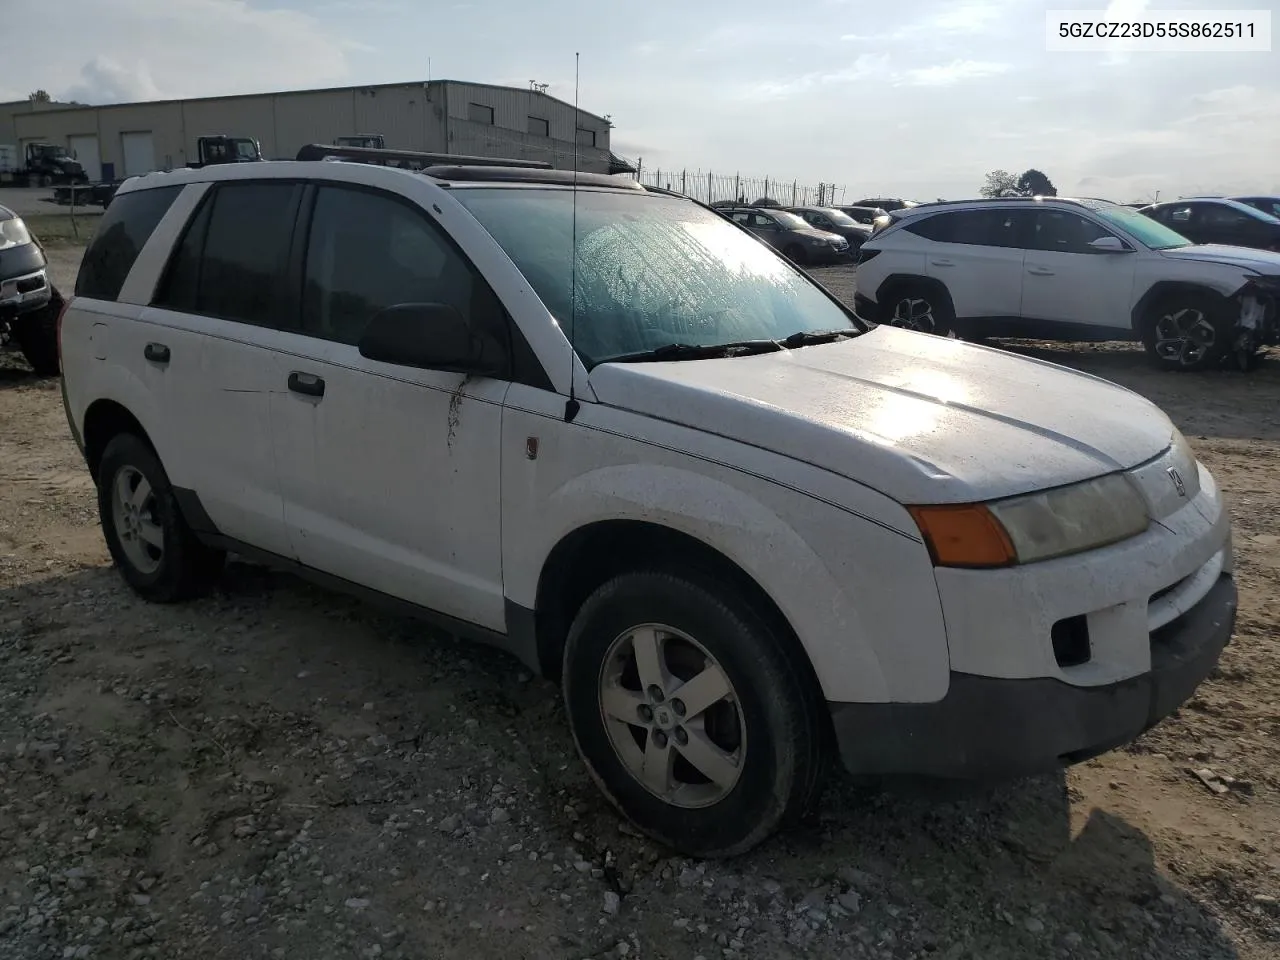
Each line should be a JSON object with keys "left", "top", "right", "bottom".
{"left": 8, "top": 79, "right": 627, "bottom": 182}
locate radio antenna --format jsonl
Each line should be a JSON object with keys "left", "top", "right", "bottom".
{"left": 564, "top": 51, "right": 582, "bottom": 423}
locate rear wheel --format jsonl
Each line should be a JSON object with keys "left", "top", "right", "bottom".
{"left": 1142, "top": 292, "right": 1230, "bottom": 372}
{"left": 563, "top": 570, "right": 827, "bottom": 858}
{"left": 882, "top": 283, "right": 954, "bottom": 336}
{"left": 97, "top": 434, "right": 224, "bottom": 602}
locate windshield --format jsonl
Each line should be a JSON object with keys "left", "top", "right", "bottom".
{"left": 818, "top": 209, "right": 858, "bottom": 227}
{"left": 772, "top": 211, "right": 810, "bottom": 230}
{"left": 1095, "top": 205, "right": 1191, "bottom": 250}
{"left": 454, "top": 188, "right": 857, "bottom": 367}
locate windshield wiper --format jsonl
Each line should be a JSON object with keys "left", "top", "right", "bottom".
{"left": 781, "top": 329, "right": 860, "bottom": 349}
{"left": 607, "top": 339, "right": 785, "bottom": 363}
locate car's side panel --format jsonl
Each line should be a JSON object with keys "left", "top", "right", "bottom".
{"left": 500, "top": 383, "right": 950, "bottom": 705}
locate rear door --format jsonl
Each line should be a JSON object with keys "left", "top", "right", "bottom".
{"left": 138, "top": 179, "right": 304, "bottom": 557}
{"left": 910, "top": 209, "right": 1028, "bottom": 320}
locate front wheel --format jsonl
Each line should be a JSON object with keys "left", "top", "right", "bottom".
{"left": 783, "top": 244, "right": 808, "bottom": 266}
{"left": 563, "top": 570, "right": 827, "bottom": 858}
{"left": 1142, "top": 292, "right": 1230, "bottom": 372}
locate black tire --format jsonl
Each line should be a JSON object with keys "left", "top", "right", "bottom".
{"left": 96, "top": 433, "right": 225, "bottom": 602}
{"left": 563, "top": 570, "right": 827, "bottom": 858}
{"left": 1141, "top": 291, "right": 1230, "bottom": 372}
{"left": 15, "top": 303, "right": 60, "bottom": 377}
{"left": 783, "top": 244, "right": 807, "bottom": 266}
{"left": 881, "top": 282, "right": 955, "bottom": 336}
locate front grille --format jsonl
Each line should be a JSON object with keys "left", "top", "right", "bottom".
{"left": 16, "top": 275, "right": 46, "bottom": 294}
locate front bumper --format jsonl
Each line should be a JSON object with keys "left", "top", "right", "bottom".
{"left": 0, "top": 268, "right": 51, "bottom": 316}
{"left": 830, "top": 573, "right": 1236, "bottom": 779}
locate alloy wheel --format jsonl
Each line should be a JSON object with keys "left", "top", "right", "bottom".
{"left": 1153, "top": 307, "right": 1216, "bottom": 367}
{"left": 891, "top": 296, "right": 936, "bottom": 332}
{"left": 597, "top": 623, "right": 746, "bottom": 808}
{"left": 110, "top": 465, "right": 164, "bottom": 574}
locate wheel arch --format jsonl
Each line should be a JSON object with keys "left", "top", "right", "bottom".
{"left": 875, "top": 273, "right": 954, "bottom": 313}
{"left": 1131, "top": 280, "right": 1231, "bottom": 333}
{"left": 532, "top": 520, "right": 819, "bottom": 698}
{"left": 82, "top": 398, "right": 155, "bottom": 481}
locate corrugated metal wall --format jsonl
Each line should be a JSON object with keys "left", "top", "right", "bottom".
{"left": 12, "top": 81, "right": 614, "bottom": 179}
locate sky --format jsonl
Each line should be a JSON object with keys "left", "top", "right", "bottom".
{"left": 4, "top": 0, "right": 1278, "bottom": 202}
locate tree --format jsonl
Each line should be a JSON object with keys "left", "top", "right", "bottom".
{"left": 1017, "top": 168, "right": 1057, "bottom": 197}
{"left": 29, "top": 89, "right": 52, "bottom": 103}
{"left": 980, "top": 169, "right": 1020, "bottom": 198}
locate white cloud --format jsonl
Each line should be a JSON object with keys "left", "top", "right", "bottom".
{"left": 900, "top": 60, "right": 1012, "bottom": 86}
{"left": 739, "top": 54, "right": 892, "bottom": 100}
{"left": 63, "top": 58, "right": 161, "bottom": 104}
{"left": 11, "top": 0, "right": 351, "bottom": 105}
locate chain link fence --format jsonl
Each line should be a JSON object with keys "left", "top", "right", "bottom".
{"left": 632, "top": 167, "right": 848, "bottom": 208}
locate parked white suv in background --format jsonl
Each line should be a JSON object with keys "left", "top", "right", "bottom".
{"left": 59, "top": 159, "right": 1236, "bottom": 857}
{"left": 854, "top": 197, "right": 1280, "bottom": 371}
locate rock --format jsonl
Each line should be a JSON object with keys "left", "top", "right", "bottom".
{"left": 602, "top": 892, "right": 620, "bottom": 915}
{"left": 490, "top": 808, "right": 510, "bottom": 824}
{"left": 130, "top": 895, "right": 151, "bottom": 907}
{"left": 1064, "top": 931, "right": 1083, "bottom": 947}
{"left": 678, "top": 868, "right": 700, "bottom": 888}
{"left": 1025, "top": 917, "right": 1045, "bottom": 934}
{"left": 837, "top": 892, "right": 862, "bottom": 914}
{"left": 436, "top": 815, "right": 460, "bottom": 833}
{"left": 345, "top": 898, "right": 370, "bottom": 910}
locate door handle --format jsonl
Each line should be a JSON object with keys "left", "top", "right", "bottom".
{"left": 288, "top": 371, "right": 325, "bottom": 398}
{"left": 143, "top": 342, "right": 170, "bottom": 364}
{"left": 1027, "top": 267, "right": 1055, "bottom": 276}
{"left": 929, "top": 259, "right": 954, "bottom": 267}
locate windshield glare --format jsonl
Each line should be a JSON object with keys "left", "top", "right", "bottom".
{"left": 454, "top": 188, "right": 857, "bottom": 367}
{"left": 817, "top": 209, "right": 858, "bottom": 227}
{"left": 772, "top": 211, "right": 810, "bottom": 230}
{"left": 1095, "top": 205, "right": 1191, "bottom": 250}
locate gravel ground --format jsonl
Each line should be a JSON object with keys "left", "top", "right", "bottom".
{"left": 0, "top": 188, "right": 62, "bottom": 218}
{"left": 1, "top": 256, "right": 1277, "bottom": 960}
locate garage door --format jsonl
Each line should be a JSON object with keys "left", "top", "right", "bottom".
{"left": 69, "top": 135, "right": 101, "bottom": 182}
{"left": 121, "top": 131, "right": 156, "bottom": 177}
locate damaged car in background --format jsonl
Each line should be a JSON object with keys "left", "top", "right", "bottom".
{"left": 854, "top": 197, "right": 1279, "bottom": 372}
{"left": 0, "top": 204, "right": 61, "bottom": 376}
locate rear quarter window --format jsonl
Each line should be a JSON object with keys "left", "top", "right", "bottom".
{"left": 74, "top": 185, "right": 182, "bottom": 301}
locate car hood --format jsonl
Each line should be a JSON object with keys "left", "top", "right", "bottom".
{"left": 791, "top": 227, "right": 844, "bottom": 243}
{"left": 588, "top": 327, "right": 1174, "bottom": 505}
{"left": 1158, "top": 244, "right": 1280, "bottom": 272}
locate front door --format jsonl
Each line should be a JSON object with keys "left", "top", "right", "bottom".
{"left": 1020, "top": 210, "right": 1137, "bottom": 332}
{"left": 269, "top": 182, "right": 509, "bottom": 631}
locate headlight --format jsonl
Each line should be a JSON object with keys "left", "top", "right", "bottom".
{"left": 0, "top": 216, "right": 32, "bottom": 252}
{"left": 909, "top": 473, "right": 1150, "bottom": 568}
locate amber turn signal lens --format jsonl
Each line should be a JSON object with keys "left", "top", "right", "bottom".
{"left": 908, "top": 504, "right": 1017, "bottom": 568}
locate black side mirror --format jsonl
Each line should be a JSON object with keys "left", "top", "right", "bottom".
{"left": 358, "top": 302, "right": 505, "bottom": 376}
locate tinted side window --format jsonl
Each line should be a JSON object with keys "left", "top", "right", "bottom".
{"left": 154, "top": 181, "right": 300, "bottom": 327}
{"left": 75, "top": 185, "right": 182, "bottom": 301}
{"left": 1201, "top": 205, "right": 1253, "bottom": 228}
{"left": 907, "top": 210, "right": 1022, "bottom": 247}
{"left": 1031, "top": 211, "right": 1113, "bottom": 253}
{"left": 301, "top": 185, "right": 505, "bottom": 350}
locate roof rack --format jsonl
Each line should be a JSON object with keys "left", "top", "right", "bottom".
{"left": 294, "top": 143, "right": 551, "bottom": 170}
{"left": 426, "top": 166, "right": 644, "bottom": 189}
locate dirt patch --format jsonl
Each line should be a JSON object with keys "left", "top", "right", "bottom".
{"left": 1, "top": 262, "right": 1278, "bottom": 960}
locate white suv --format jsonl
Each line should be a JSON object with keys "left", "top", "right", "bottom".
{"left": 854, "top": 197, "right": 1280, "bottom": 371}
{"left": 59, "top": 159, "right": 1236, "bottom": 857}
